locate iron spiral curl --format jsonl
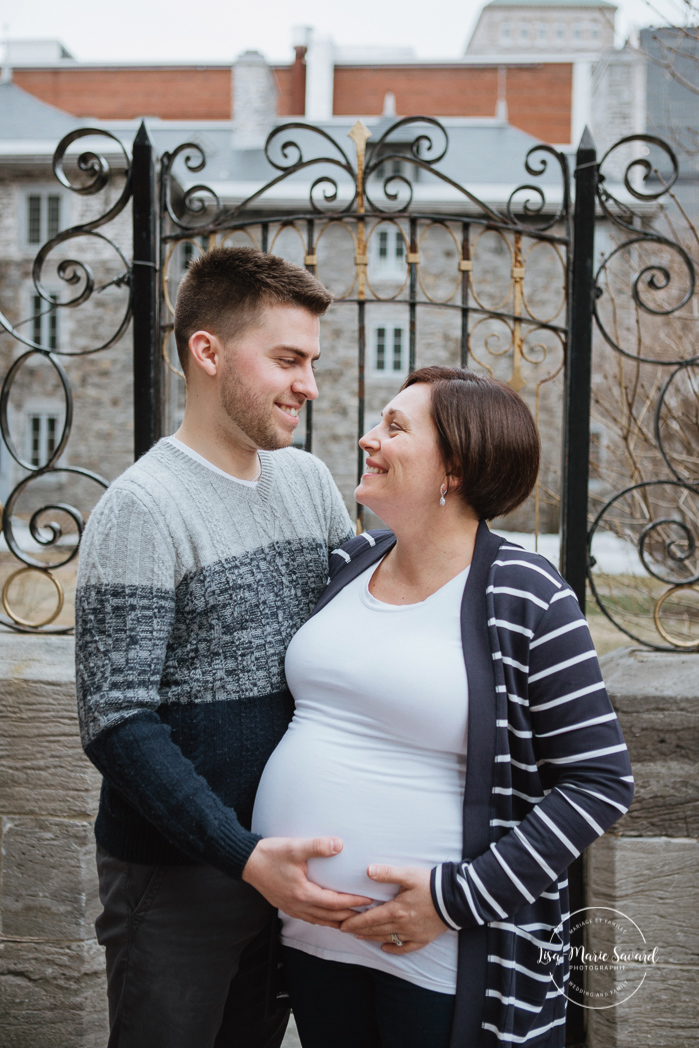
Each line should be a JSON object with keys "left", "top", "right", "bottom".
{"left": 586, "top": 132, "right": 699, "bottom": 649}
{"left": 506, "top": 146, "right": 570, "bottom": 231}
{"left": 160, "top": 143, "right": 224, "bottom": 229}
{"left": 0, "top": 126, "right": 130, "bottom": 632}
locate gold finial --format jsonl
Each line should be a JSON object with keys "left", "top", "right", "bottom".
{"left": 348, "top": 120, "right": 372, "bottom": 163}
{"left": 348, "top": 121, "right": 372, "bottom": 215}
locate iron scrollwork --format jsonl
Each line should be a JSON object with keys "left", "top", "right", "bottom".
{"left": 0, "top": 128, "right": 131, "bottom": 630}
{"left": 588, "top": 133, "right": 699, "bottom": 649}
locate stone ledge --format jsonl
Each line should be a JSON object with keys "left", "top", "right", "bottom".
{"left": 0, "top": 635, "right": 75, "bottom": 685}
{"left": 1, "top": 816, "right": 101, "bottom": 941}
{"left": 0, "top": 939, "right": 108, "bottom": 1048}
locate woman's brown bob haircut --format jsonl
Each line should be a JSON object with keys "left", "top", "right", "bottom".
{"left": 174, "top": 247, "right": 333, "bottom": 373}
{"left": 401, "top": 366, "right": 540, "bottom": 520}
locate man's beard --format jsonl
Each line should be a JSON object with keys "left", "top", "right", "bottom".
{"left": 219, "top": 364, "right": 293, "bottom": 451}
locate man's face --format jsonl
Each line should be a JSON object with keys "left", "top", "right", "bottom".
{"left": 218, "top": 303, "right": 320, "bottom": 451}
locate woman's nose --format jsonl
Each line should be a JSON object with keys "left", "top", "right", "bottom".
{"left": 359, "top": 427, "right": 379, "bottom": 450}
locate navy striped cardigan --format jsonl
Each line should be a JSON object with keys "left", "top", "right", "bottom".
{"left": 314, "top": 521, "right": 634, "bottom": 1048}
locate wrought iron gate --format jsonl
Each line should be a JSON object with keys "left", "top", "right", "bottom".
{"left": 1, "top": 117, "right": 695, "bottom": 648}
{"left": 1, "top": 114, "right": 696, "bottom": 1047}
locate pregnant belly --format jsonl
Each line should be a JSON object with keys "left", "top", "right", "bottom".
{"left": 251, "top": 722, "right": 465, "bottom": 901}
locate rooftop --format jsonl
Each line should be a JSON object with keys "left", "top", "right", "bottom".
{"left": 486, "top": 0, "right": 616, "bottom": 7}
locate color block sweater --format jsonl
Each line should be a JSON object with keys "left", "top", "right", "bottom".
{"left": 314, "top": 523, "right": 634, "bottom": 1048}
{"left": 75, "top": 438, "right": 354, "bottom": 878}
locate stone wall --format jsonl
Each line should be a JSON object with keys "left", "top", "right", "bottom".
{"left": 0, "top": 635, "right": 108, "bottom": 1047}
{"left": 585, "top": 649, "right": 699, "bottom": 1047}
{"left": 1, "top": 642, "right": 697, "bottom": 1044}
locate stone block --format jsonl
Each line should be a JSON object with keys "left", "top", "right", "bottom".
{"left": 1, "top": 816, "right": 100, "bottom": 941}
{"left": 586, "top": 966, "right": 699, "bottom": 1048}
{"left": 0, "top": 939, "right": 108, "bottom": 1048}
{"left": 0, "top": 636, "right": 100, "bottom": 819}
{"left": 585, "top": 836, "right": 699, "bottom": 1048}
{"left": 605, "top": 759, "right": 699, "bottom": 839}
{"left": 587, "top": 836, "right": 699, "bottom": 965}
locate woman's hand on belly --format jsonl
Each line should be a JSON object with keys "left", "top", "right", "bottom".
{"left": 339, "top": 865, "right": 449, "bottom": 953}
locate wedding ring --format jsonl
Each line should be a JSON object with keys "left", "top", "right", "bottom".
{"left": 390, "top": 933, "right": 403, "bottom": 946}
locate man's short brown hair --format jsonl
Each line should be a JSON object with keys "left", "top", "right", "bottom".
{"left": 401, "top": 366, "right": 540, "bottom": 520}
{"left": 174, "top": 247, "right": 333, "bottom": 373}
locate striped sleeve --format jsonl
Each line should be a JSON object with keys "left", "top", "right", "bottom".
{"left": 432, "top": 582, "right": 634, "bottom": 930}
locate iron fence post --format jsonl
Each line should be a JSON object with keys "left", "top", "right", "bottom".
{"left": 560, "top": 127, "right": 597, "bottom": 612}
{"left": 131, "top": 120, "right": 163, "bottom": 459}
{"left": 561, "top": 127, "right": 597, "bottom": 1048}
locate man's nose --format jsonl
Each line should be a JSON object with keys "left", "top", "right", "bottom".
{"left": 293, "top": 365, "right": 318, "bottom": 402}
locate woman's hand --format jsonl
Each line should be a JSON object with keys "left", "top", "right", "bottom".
{"left": 339, "top": 865, "right": 449, "bottom": 953}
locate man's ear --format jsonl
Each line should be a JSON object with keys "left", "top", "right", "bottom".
{"left": 188, "top": 330, "right": 220, "bottom": 378}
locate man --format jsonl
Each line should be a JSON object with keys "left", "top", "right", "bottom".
{"left": 75, "top": 247, "right": 366, "bottom": 1048}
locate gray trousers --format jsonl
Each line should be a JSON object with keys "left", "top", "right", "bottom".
{"left": 95, "top": 846, "right": 290, "bottom": 1048}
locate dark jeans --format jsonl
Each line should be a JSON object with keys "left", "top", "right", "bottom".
{"left": 282, "top": 946, "right": 455, "bottom": 1048}
{"left": 95, "top": 846, "right": 289, "bottom": 1048}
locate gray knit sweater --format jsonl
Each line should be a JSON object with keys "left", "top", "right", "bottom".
{"left": 75, "top": 438, "right": 354, "bottom": 876}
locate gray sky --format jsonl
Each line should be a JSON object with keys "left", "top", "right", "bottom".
{"left": 1, "top": 0, "right": 690, "bottom": 65}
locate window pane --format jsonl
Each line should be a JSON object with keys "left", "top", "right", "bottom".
{"left": 47, "top": 416, "right": 58, "bottom": 457}
{"left": 30, "top": 416, "right": 41, "bottom": 467}
{"left": 48, "top": 295, "right": 58, "bottom": 350}
{"left": 393, "top": 328, "right": 403, "bottom": 371}
{"left": 391, "top": 159, "right": 401, "bottom": 176}
{"left": 33, "top": 296, "right": 43, "bottom": 346}
{"left": 378, "top": 231, "right": 388, "bottom": 259}
{"left": 394, "top": 233, "right": 404, "bottom": 260}
{"left": 28, "top": 196, "right": 42, "bottom": 244}
{"left": 376, "top": 328, "right": 386, "bottom": 370}
{"left": 47, "top": 196, "right": 61, "bottom": 239}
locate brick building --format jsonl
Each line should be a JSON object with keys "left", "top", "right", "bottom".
{"left": 0, "top": 0, "right": 666, "bottom": 568}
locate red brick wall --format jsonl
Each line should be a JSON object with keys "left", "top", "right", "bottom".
{"left": 14, "top": 68, "right": 233, "bottom": 120}
{"left": 333, "top": 64, "right": 573, "bottom": 143}
{"left": 14, "top": 62, "right": 572, "bottom": 142}
{"left": 273, "top": 66, "right": 297, "bottom": 116}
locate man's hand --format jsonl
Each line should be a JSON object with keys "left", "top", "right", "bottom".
{"left": 242, "top": 837, "right": 372, "bottom": 928}
{"left": 339, "top": 865, "right": 448, "bottom": 953}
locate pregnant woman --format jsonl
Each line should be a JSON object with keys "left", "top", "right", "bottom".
{"left": 252, "top": 366, "right": 634, "bottom": 1048}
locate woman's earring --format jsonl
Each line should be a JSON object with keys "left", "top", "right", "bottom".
{"left": 439, "top": 484, "right": 448, "bottom": 507}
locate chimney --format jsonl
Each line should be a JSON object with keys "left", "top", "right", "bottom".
{"left": 305, "top": 33, "right": 334, "bottom": 121}
{"left": 1, "top": 34, "right": 11, "bottom": 84}
{"left": 495, "top": 66, "right": 508, "bottom": 122}
{"left": 290, "top": 26, "right": 310, "bottom": 116}
{"left": 232, "top": 50, "right": 278, "bottom": 149}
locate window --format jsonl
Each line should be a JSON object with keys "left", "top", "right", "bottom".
{"left": 573, "top": 22, "right": 583, "bottom": 41}
{"left": 373, "top": 326, "right": 407, "bottom": 374}
{"left": 520, "top": 22, "right": 530, "bottom": 42}
{"left": 555, "top": 23, "right": 565, "bottom": 41}
{"left": 32, "top": 294, "right": 59, "bottom": 350}
{"left": 372, "top": 226, "right": 406, "bottom": 276}
{"left": 25, "top": 192, "right": 61, "bottom": 246}
{"left": 27, "top": 412, "right": 60, "bottom": 468}
{"left": 591, "top": 22, "right": 600, "bottom": 40}
{"left": 375, "top": 158, "right": 405, "bottom": 181}
{"left": 537, "top": 23, "right": 547, "bottom": 42}
{"left": 500, "top": 21, "right": 512, "bottom": 43}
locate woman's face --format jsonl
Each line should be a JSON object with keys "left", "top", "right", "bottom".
{"left": 355, "top": 382, "right": 447, "bottom": 519}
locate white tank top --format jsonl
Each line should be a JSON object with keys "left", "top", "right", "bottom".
{"left": 252, "top": 558, "right": 469, "bottom": 993}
